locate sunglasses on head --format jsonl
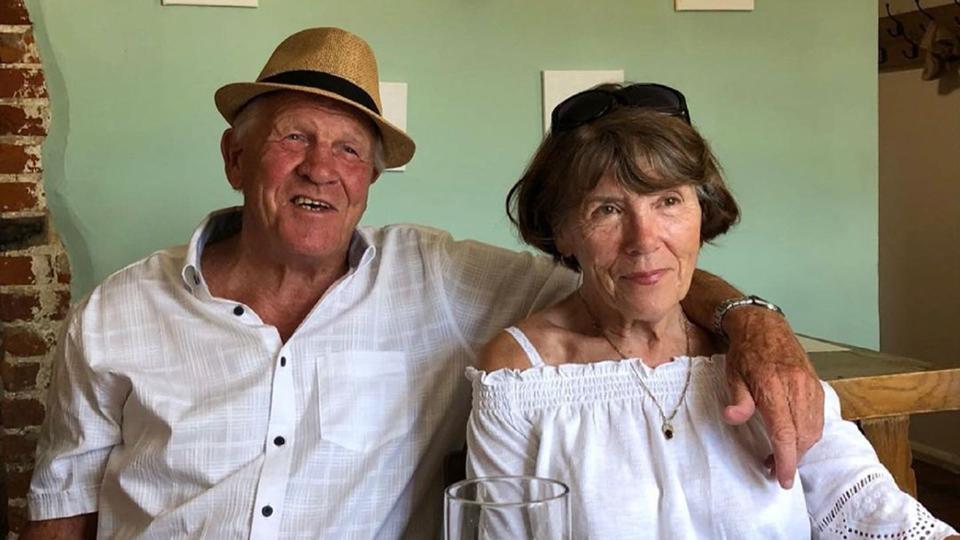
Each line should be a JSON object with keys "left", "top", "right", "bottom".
{"left": 551, "top": 83, "right": 691, "bottom": 132}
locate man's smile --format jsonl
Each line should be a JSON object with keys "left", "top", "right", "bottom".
{"left": 291, "top": 195, "right": 336, "bottom": 212}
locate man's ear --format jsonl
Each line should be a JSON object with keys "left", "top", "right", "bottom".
{"left": 369, "top": 169, "right": 382, "bottom": 185}
{"left": 221, "top": 128, "right": 244, "bottom": 191}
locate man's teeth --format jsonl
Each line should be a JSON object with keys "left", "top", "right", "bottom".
{"left": 292, "top": 196, "right": 333, "bottom": 210}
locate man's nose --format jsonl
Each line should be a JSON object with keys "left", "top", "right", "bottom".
{"left": 296, "top": 143, "right": 339, "bottom": 184}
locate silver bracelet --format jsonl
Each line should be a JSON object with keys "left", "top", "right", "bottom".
{"left": 712, "top": 295, "right": 784, "bottom": 340}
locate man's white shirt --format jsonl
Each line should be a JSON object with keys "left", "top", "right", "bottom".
{"left": 28, "top": 208, "right": 574, "bottom": 539}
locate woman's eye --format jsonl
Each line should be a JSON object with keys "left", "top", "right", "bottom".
{"left": 660, "top": 193, "right": 683, "bottom": 208}
{"left": 594, "top": 204, "right": 619, "bottom": 216}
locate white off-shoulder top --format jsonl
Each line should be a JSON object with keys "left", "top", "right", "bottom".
{"left": 465, "top": 326, "right": 958, "bottom": 540}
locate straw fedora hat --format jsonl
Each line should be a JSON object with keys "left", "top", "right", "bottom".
{"left": 215, "top": 27, "right": 415, "bottom": 169}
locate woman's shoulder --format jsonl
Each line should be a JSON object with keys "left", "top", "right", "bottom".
{"left": 478, "top": 306, "right": 584, "bottom": 372}
{"left": 477, "top": 328, "right": 534, "bottom": 372}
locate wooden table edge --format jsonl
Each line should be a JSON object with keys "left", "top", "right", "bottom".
{"left": 827, "top": 367, "right": 960, "bottom": 420}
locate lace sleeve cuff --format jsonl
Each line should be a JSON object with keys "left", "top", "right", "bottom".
{"left": 814, "top": 472, "right": 958, "bottom": 539}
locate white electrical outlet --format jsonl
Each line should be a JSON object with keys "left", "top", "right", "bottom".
{"left": 162, "top": 0, "right": 258, "bottom": 7}
{"left": 675, "top": 0, "right": 754, "bottom": 11}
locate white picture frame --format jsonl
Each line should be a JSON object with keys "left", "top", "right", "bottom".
{"left": 379, "top": 82, "right": 409, "bottom": 172}
{"left": 161, "top": 0, "right": 258, "bottom": 7}
{"left": 675, "top": 0, "right": 754, "bottom": 11}
{"left": 541, "top": 70, "right": 625, "bottom": 133}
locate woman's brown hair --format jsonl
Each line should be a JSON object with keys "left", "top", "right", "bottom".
{"left": 507, "top": 105, "right": 739, "bottom": 271}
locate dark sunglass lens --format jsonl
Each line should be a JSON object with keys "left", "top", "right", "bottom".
{"left": 619, "top": 84, "right": 690, "bottom": 122}
{"left": 620, "top": 85, "right": 681, "bottom": 109}
{"left": 553, "top": 91, "right": 616, "bottom": 131}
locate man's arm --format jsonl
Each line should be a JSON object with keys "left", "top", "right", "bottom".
{"left": 28, "top": 298, "right": 126, "bottom": 530}
{"left": 681, "top": 269, "right": 824, "bottom": 489}
{"left": 20, "top": 514, "right": 97, "bottom": 540}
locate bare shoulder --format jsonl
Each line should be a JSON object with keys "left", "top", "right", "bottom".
{"left": 477, "top": 307, "right": 565, "bottom": 371}
{"left": 477, "top": 328, "right": 534, "bottom": 372}
{"left": 478, "top": 306, "right": 579, "bottom": 371}
{"left": 478, "top": 293, "right": 584, "bottom": 371}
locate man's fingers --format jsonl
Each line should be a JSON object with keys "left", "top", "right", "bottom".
{"left": 723, "top": 371, "right": 756, "bottom": 425}
{"left": 771, "top": 428, "right": 798, "bottom": 489}
{"left": 757, "top": 385, "right": 799, "bottom": 489}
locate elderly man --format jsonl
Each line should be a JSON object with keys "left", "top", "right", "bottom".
{"left": 24, "top": 28, "right": 822, "bottom": 539}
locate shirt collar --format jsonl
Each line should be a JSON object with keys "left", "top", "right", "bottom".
{"left": 349, "top": 227, "right": 376, "bottom": 269}
{"left": 180, "top": 207, "right": 377, "bottom": 292}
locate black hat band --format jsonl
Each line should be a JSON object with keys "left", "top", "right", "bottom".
{"left": 260, "top": 70, "right": 380, "bottom": 115}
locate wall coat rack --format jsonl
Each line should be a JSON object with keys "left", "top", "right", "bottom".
{"left": 879, "top": 1, "right": 960, "bottom": 72}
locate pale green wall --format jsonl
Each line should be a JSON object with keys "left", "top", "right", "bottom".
{"left": 26, "top": 1, "right": 879, "bottom": 347}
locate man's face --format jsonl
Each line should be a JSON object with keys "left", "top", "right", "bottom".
{"left": 223, "top": 92, "right": 380, "bottom": 265}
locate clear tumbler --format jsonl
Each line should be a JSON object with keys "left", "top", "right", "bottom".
{"left": 444, "top": 475, "right": 570, "bottom": 540}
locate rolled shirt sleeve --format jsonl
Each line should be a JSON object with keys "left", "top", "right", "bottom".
{"left": 28, "top": 299, "right": 130, "bottom": 520}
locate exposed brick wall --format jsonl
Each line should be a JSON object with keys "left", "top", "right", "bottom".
{"left": 0, "top": 1, "right": 72, "bottom": 537}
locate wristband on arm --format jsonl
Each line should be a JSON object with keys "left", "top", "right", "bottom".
{"left": 712, "top": 295, "right": 785, "bottom": 340}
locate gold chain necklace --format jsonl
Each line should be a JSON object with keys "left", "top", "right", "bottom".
{"left": 578, "top": 289, "right": 693, "bottom": 440}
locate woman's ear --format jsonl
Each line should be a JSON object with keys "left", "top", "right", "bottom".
{"left": 554, "top": 220, "right": 575, "bottom": 258}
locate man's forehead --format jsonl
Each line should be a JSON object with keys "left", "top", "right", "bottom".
{"left": 260, "top": 92, "right": 376, "bottom": 133}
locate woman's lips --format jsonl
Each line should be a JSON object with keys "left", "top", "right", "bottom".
{"left": 622, "top": 269, "right": 670, "bottom": 285}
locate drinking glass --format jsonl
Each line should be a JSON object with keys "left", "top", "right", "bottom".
{"left": 444, "top": 475, "right": 570, "bottom": 540}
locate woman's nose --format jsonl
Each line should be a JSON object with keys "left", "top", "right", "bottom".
{"left": 624, "top": 214, "right": 662, "bottom": 256}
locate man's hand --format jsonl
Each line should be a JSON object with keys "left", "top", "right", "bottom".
{"left": 20, "top": 513, "right": 97, "bottom": 540}
{"left": 722, "top": 307, "right": 824, "bottom": 489}
{"left": 680, "top": 269, "right": 824, "bottom": 488}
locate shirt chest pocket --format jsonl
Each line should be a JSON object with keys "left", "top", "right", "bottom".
{"left": 317, "top": 350, "right": 414, "bottom": 453}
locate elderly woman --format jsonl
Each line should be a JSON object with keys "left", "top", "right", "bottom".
{"left": 465, "top": 84, "right": 958, "bottom": 538}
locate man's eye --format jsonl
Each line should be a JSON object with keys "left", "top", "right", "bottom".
{"left": 337, "top": 143, "right": 369, "bottom": 162}
{"left": 284, "top": 133, "right": 306, "bottom": 142}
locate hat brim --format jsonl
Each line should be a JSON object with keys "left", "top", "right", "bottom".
{"left": 215, "top": 81, "right": 415, "bottom": 169}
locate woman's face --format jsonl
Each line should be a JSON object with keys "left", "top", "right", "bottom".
{"left": 558, "top": 174, "right": 702, "bottom": 323}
